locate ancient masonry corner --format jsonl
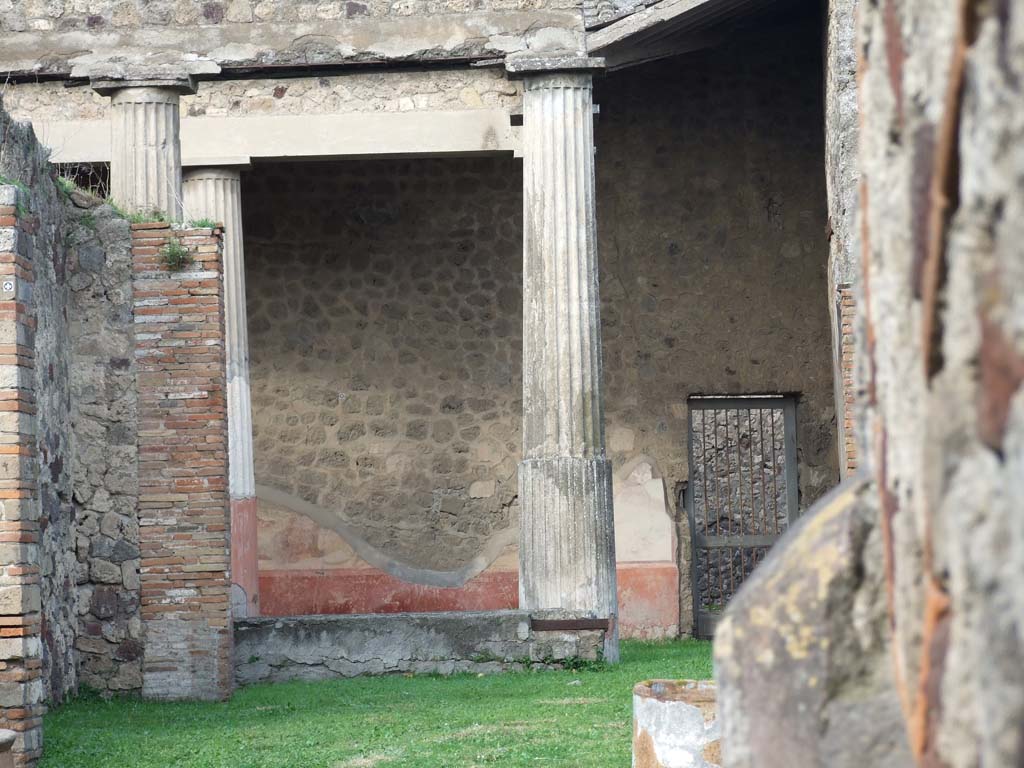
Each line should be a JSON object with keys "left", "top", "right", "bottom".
{"left": 130, "top": 222, "right": 233, "bottom": 701}
{"left": 0, "top": 186, "right": 45, "bottom": 765}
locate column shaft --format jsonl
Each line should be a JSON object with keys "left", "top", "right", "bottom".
{"left": 110, "top": 88, "right": 183, "bottom": 219}
{"left": 183, "top": 168, "right": 259, "bottom": 618}
{"left": 519, "top": 73, "right": 618, "bottom": 660}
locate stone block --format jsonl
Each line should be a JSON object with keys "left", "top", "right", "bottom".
{"left": 0, "top": 637, "right": 40, "bottom": 661}
{"left": 714, "top": 477, "right": 912, "bottom": 768}
{"left": 468, "top": 480, "right": 495, "bottom": 498}
{"left": 0, "top": 585, "right": 40, "bottom": 615}
{"left": 633, "top": 680, "right": 719, "bottom": 768}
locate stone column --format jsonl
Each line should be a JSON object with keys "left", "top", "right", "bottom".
{"left": 512, "top": 58, "right": 619, "bottom": 662}
{"left": 182, "top": 168, "right": 259, "bottom": 618}
{"left": 101, "top": 84, "right": 189, "bottom": 219}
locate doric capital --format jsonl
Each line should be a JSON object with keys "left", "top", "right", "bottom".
{"left": 75, "top": 57, "right": 219, "bottom": 96}
{"left": 92, "top": 77, "right": 198, "bottom": 97}
{"left": 504, "top": 54, "right": 605, "bottom": 78}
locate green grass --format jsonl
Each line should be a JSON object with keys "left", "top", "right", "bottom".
{"left": 41, "top": 639, "right": 711, "bottom": 768}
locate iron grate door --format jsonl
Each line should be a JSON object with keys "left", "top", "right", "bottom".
{"left": 684, "top": 396, "right": 799, "bottom": 639}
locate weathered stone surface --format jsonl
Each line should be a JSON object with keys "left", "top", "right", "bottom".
{"left": 233, "top": 610, "right": 606, "bottom": 685}
{"left": 856, "top": 0, "right": 1024, "bottom": 764}
{"left": 633, "top": 680, "right": 719, "bottom": 768}
{"left": 715, "top": 476, "right": 912, "bottom": 767}
{"left": 718, "top": 4, "right": 1024, "bottom": 765}
{"left": 0, "top": 2, "right": 584, "bottom": 74}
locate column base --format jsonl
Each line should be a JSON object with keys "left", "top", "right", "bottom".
{"left": 519, "top": 456, "right": 618, "bottom": 661}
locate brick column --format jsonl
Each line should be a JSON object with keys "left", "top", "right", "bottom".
{"left": 507, "top": 56, "right": 619, "bottom": 663}
{"left": 182, "top": 168, "right": 258, "bottom": 618}
{"left": 0, "top": 187, "right": 43, "bottom": 764}
{"left": 131, "top": 222, "right": 232, "bottom": 700}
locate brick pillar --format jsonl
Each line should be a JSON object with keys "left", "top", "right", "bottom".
{"left": 0, "top": 187, "right": 44, "bottom": 764}
{"left": 131, "top": 222, "right": 233, "bottom": 700}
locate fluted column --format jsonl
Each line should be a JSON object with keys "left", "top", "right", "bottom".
{"left": 183, "top": 168, "right": 259, "bottom": 618}
{"left": 518, "top": 68, "right": 618, "bottom": 661}
{"left": 108, "top": 87, "right": 184, "bottom": 219}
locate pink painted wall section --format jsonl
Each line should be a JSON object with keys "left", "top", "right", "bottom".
{"left": 258, "top": 563, "right": 679, "bottom": 639}
{"left": 230, "top": 497, "right": 259, "bottom": 617}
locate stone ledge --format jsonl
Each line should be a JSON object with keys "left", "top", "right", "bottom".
{"left": 234, "top": 609, "right": 608, "bottom": 686}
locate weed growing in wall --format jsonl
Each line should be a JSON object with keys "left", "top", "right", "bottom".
{"left": 160, "top": 238, "right": 192, "bottom": 272}
{"left": 108, "top": 201, "right": 168, "bottom": 224}
{"left": 0, "top": 175, "right": 30, "bottom": 217}
{"left": 188, "top": 218, "right": 218, "bottom": 229}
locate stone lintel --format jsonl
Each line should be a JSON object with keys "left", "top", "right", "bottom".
{"left": 505, "top": 54, "right": 606, "bottom": 77}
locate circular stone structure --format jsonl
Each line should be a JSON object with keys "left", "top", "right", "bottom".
{"left": 632, "top": 679, "right": 720, "bottom": 768}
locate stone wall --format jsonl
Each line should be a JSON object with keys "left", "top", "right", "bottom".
{"left": 594, "top": 24, "right": 837, "bottom": 633}
{"left": 131, "top": 223, "right": 232, "bottom": 701}
{"left": 0, "top": 101, "right": 74, "bottom": 765}
{"left": 66, "top": 203, "right": 141, "bottom": 695}
{"left": 2, "top": 69, "right": 523, "bottom": 125}
{"left": 244, "top": 157, "right": 523, "bottom": 584}
{"left": 234, "top": 610, "right": 607, "bottom": 685}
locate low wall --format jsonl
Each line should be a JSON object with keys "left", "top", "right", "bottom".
{"left": 234, "top": 610, "right": 608, "bottom": 685}
{"left": 257, "top": 563, "right": 679, "bottom": 639}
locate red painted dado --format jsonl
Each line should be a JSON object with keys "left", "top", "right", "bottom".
{"left": 258, "top": 562, "right": 679, "bottom": 639}
{"left": 230, "top": 497, "right": 260, "bottom": 617}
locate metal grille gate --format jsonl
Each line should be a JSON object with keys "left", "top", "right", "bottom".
{"left": 683, "top": 396, "right": 799, "bottom": 639}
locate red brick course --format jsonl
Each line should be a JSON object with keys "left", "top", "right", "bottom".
{"left": 838, "top": 286, "right": 857, "bottom": 472}
{"left": 132, "top": 224, "right": 233, "bottom": 700}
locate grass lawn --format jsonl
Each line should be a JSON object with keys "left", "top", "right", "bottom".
{"left": 41, "top": 639, "right": 711, "bottom": 768}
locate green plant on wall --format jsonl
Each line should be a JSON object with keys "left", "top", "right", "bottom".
{"left": 108, "top": 201, "right": 168, "bottom": 224}
{"left": 0, "top": 175, "right": 31, "bottom": 218}
{"left": 188, "top": 218, "right": 218, "bottom": 228}
{"left": 160, "top": 238, "right": 192, "bottom": 272}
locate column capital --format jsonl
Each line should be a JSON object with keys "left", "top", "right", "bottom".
{"left": 183, "top": 167, "right": 245, "bottom": 183}
{"left": 504, "top": 54, "right": 605, "bottom": 78}
{"left": 92, "top": 76, "right": 197, "bottom": 97}
{"left": 76, "top": 58, "right": 217, "bottom": 96}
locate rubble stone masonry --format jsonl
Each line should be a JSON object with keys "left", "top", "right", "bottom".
{"left": 68, "top": 204, "right": 142, "bottom": 695}
{"left": 131, "top": 223, "right": 232, "bottom": 701}
{"left": 0, "top": 103, "right": 76, "bottom": 766}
